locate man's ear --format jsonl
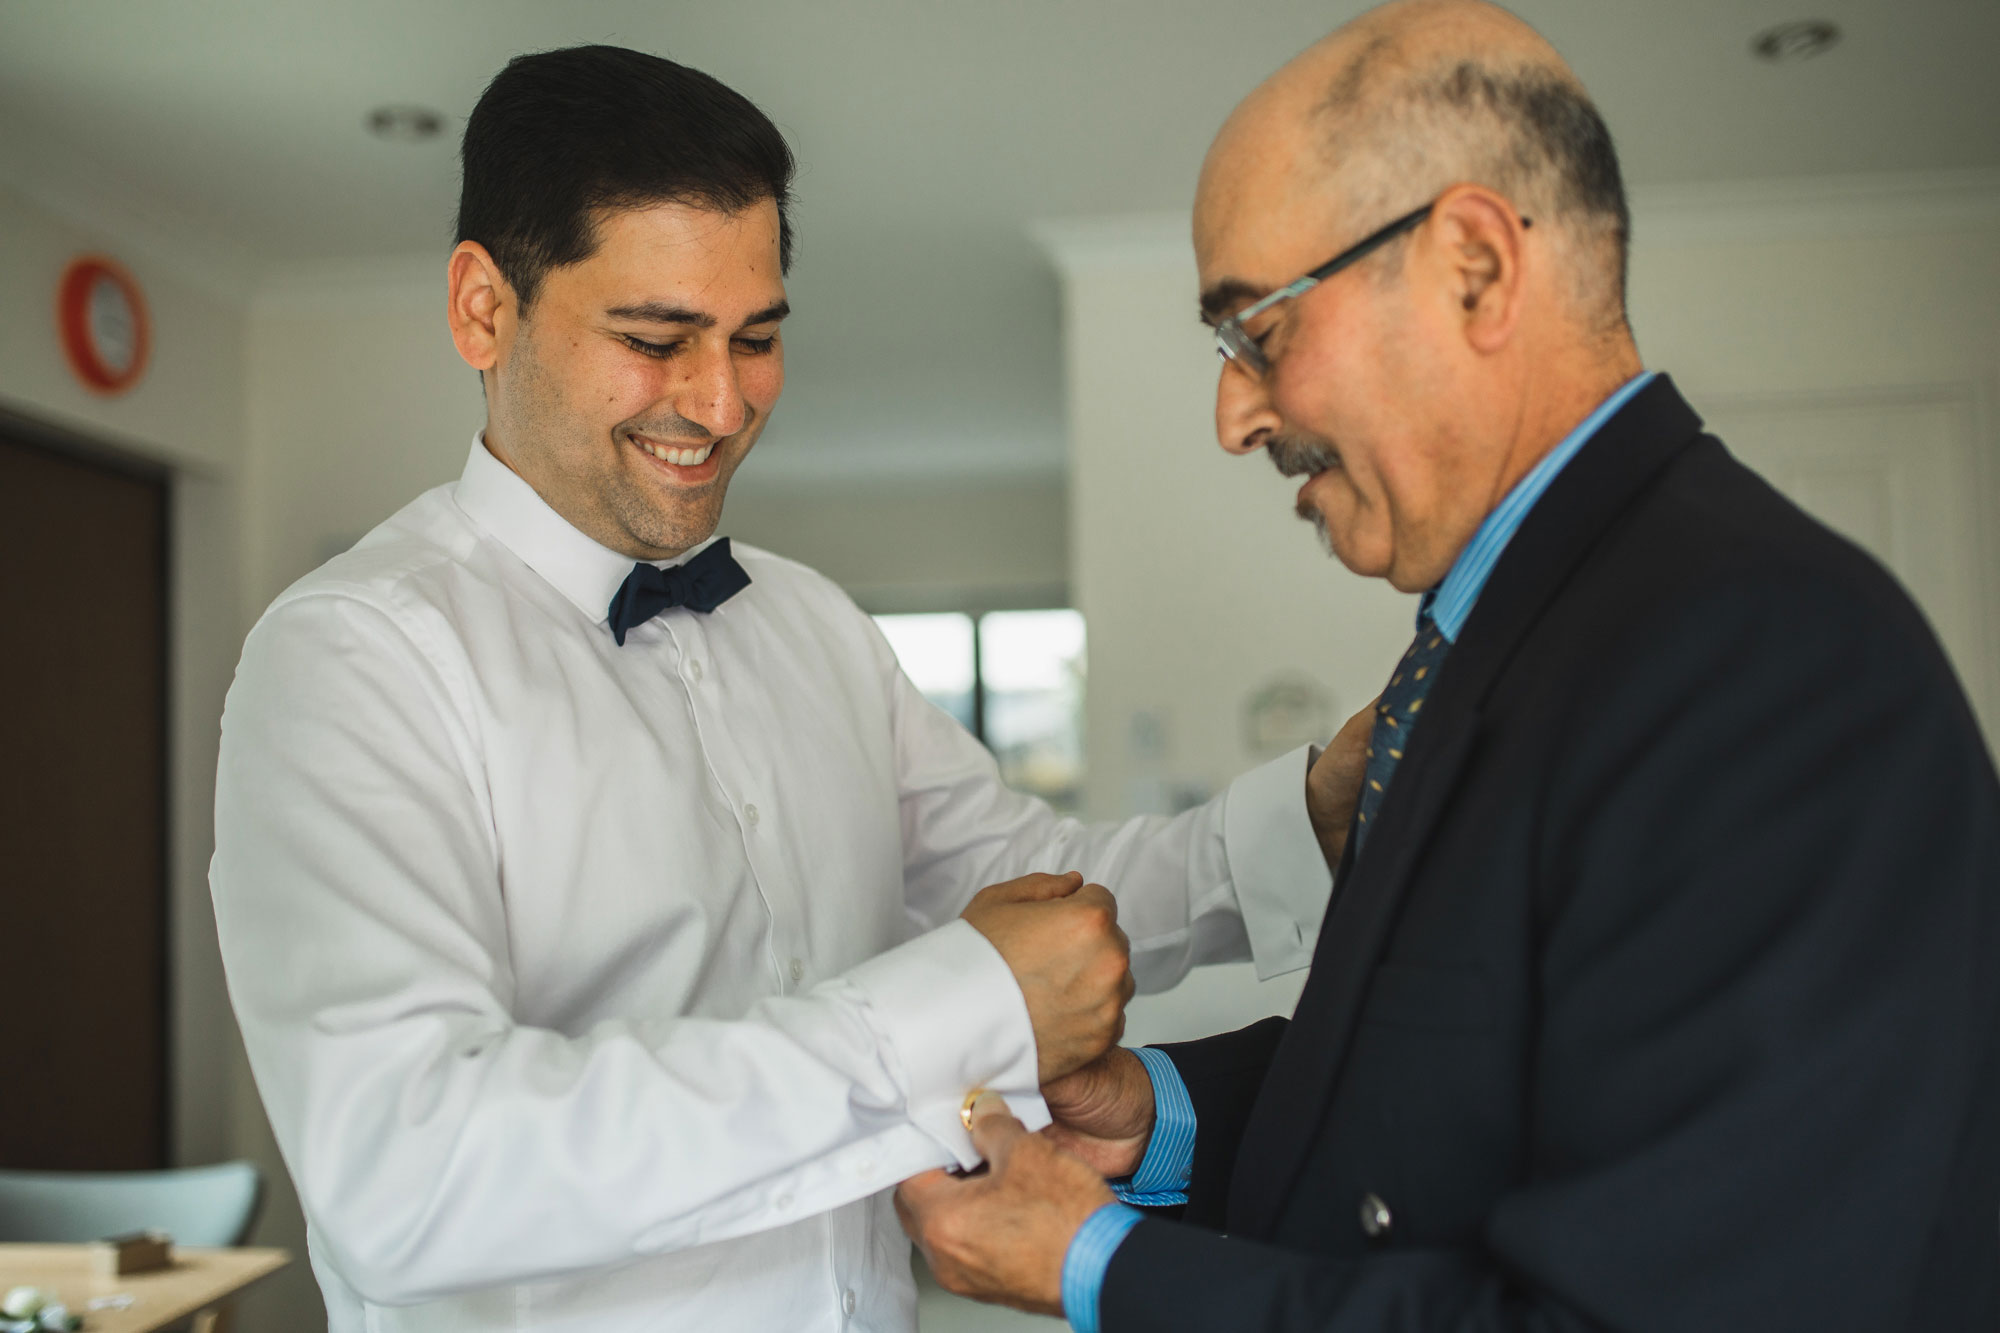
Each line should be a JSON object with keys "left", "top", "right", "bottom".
{"left": 1431, "top": 185, "right": 1528, "bottom": 355}
{"left": 447, "top": 241, "right": 515, "bottom": 373}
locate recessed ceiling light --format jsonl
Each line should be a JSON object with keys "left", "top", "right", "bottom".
{"left": 1751, "top": 19, "right": 1842, "bottom": 63}
{"left": 365, "top": 105, "right": 446, "bottom": 143}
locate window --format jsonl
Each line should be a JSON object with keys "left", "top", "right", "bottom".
{"left": 873, "top": 609, "right": 1086, "bottom": 813}
{"left": 872, "top": 613, "right": 977, "bottom": 732}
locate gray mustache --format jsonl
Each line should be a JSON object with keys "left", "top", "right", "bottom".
{"left": 1267, "top": 432, "right": 1340, "bottom": 478}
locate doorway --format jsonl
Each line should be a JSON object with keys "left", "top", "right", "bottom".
{"left": 0, "top": 422, "right": 170, "bottom": 1169}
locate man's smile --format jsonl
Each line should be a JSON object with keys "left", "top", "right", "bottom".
{"left": 630, "top": 430, "right": 722, "bottom": 484}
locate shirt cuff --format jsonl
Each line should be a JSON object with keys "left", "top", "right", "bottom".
{"left": 842, "top": 918, "right": 1050, "bottom": 1168}
{"left": 1114, "top": 1046, "right": 1194, "bottom": 1206}
{"left": 1061, "top": 1203, "right": 1144, "bottom": 1333}
{"left": 1222, "top": 743, "right": 1331, "bottom": 979}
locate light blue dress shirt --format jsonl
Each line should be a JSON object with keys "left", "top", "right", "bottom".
{"left": 1422, "top": 371, "right": 1656, "bottom": 643}
{"left": 1058, "top": 371, "right": 1655, "bottom": 1333}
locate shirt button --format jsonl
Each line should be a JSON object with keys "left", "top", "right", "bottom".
{"left": 775, "top": 1191, "right": 794, "bottom": 1212}
{"left": 788, "top": 957, "right": 805, "bottom": 983}
{"left": 1359, "top": 1192, "right": 1393, "bottom": 1239}
{"left": 843, "top": 1289, "right": 857, "bottom": 1316}
{"left": 686, "top": 659, "right": 703, "bottom": 682}
{"left": 744, "top": 803, "right": 760, "bottom": 827}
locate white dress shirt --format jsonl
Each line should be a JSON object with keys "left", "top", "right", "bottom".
{"left": 210, "top": 437, "right": 1329, "bottom": 1332}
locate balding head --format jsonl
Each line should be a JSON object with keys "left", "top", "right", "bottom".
{"left": 1196, "top": 0, "right": 1643, "bottom": 593}
{"left": 1202, "top": 0, "right": 1628, "bottom": 337}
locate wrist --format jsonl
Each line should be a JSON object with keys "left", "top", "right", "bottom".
{"left": 1120, "top": 1047, "right": 1195, "bottom": 1203}
{"left": 1116, "top": 1045, "right": 1158, "bottom": 1143}
{"left": 1061, "top": 1204, "right": 1145, "bottom": 1333}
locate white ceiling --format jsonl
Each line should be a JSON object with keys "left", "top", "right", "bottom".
{"left": 3, "top": 0, "right": 1997, "bottom": 483}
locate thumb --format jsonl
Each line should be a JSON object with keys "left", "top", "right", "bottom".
{"left": 967, "top": 1091, "right": 1027, "bottom": 1167}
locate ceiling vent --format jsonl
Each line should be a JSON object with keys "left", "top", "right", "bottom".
{"left": 1751, "top": 20, "right": 1842, "bottom": 63}
{"left": 365, "top": 105, "right": 446, "bottom": 142}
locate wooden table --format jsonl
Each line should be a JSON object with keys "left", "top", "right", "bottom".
{"left": 0, "top": 1245, "right": 288, "bottom": 1333}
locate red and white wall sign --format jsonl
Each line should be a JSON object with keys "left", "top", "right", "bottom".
{"left": 56, "top": 256, "right": 150, "bottom": 395}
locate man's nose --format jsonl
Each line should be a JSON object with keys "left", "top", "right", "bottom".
{"left": 677, "top": 341, "right": 751, "bottom": 438}
{"left": 1214, "top": 359, "right": 1276, "bottom": 456}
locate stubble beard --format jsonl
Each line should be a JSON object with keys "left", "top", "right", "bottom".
{"left": 505, "top": 320, "right": 750, "bottom": 559}
{"left": 607, "top": 413, "right": 744, "bottom": 557}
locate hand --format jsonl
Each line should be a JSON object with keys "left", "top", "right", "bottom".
{"left": 897, "top": 1092, "right": 1116, "bottom": 1316}
{"left": 1307, "top": 699, "right": 1378, "bottom": 870}
{"left": 962, "top": 872, "right": 1135, "bottom": 1083}
{"left": 1040, "top": 1047, "right": 1156, "bottom": 1179}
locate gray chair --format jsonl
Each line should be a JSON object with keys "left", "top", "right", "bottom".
{"left": 0, "top": 1160, "right": 263, "bottom": 1247}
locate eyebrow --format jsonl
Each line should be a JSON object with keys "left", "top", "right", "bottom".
{"left": 604, "top": 300, "right": 791, "bottom": 328}
{"left": 1198, "top": 279, "right": 1268, "bottom": 326}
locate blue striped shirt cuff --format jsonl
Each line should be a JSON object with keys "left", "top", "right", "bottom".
{"left": 1062, "top": 1202, "right": 1144, "bottom": 1333}
{"left": 1115, "top": 1045, "right": 1195, "bottom": 1206}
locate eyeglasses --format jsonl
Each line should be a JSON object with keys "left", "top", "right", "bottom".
{"left": 1212, "top": 200, "right": 1531, "bottom": 380}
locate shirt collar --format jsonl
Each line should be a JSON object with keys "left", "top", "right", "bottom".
{"left": 1421, "top": 371, "right": 1657, "bottom": 642}
{"left": 451, "top": 433, "right": 720, "bottom": 626}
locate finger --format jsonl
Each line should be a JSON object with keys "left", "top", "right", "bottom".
{"left": 1321, "top": 699, "right": 1377, "bottom": 750}
{"left": 1072, "top": 882, "right": 1118, "bottom": 921}
{"left": 985, "top": 870, "right": 1086, "bottom": 904}
{"left": 967, "top": 1091, "right": 1028, "bottom": 1167}
{"left": 892, "top": 1185, "right": 923, "bottom": 1242}
{"left": 897, "top": 1167, "right": 956, "bottom": 1212}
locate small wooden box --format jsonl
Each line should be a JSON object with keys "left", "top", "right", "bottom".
{"left": 90, "top": 1230, "right": 174, "bottom": 1277}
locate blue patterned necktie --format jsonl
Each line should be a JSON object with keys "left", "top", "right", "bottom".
{"left": 606, "top": 538, "right": 752, "bottom": 645}
{"left": 1352, "top": 613, "right": 1452, "bottom": 858}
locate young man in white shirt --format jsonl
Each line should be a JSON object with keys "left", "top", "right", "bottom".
{"left": 210, "top": 45, "right": 1363, "bottom": 1332}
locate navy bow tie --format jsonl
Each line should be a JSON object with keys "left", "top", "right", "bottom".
{"left": 606, "top": 538, "right": 752, "bottom": 645}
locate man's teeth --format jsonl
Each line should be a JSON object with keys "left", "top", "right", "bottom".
{"left": 640, "top": 440, "right": 714, "bottom": 466}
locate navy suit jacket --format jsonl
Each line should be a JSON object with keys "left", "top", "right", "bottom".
{"left": 1104, "top": 377, "right": 2000, "bottom": 1331}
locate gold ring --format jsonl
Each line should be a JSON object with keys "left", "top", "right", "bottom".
{"left": 961, "top": 1087, "right": 988, "bottom": 1131}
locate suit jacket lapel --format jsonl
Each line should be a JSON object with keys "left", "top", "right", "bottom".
{"left": 1227, "top": 706, "right": 1481, "bottom": 1235}
{"left": 1225, "top": 376, "right": 1708, "bottom": 1238}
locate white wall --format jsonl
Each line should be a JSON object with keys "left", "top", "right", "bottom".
{"left": 0, "top": 178, "right": 291, "bottom": 1316}
{"left": 0, "top": 187, "right": 242, "bottom": 475}
{"left": 242, "top": 264, "right": 483, "bottom": 617}
{"left": 1042, "top": 171, "right": 2000, "bottom": 1059}
{"left": 725, "top": 477, "right": 1067, "bottom": 612}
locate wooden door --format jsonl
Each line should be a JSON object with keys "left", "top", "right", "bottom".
{"left": 0, "top": 428, "right": 169, "bottom": 1169}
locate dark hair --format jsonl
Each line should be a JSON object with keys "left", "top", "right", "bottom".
{"left": 457, "top": 45, "right": 796, "bottom": 308}
{"left": 1430, "top": 61, "right": 1629, "bottom": 314}
{"left": 1320, "top": 48, "right": 1632, "bottom": 330}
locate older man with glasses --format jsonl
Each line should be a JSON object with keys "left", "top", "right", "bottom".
{"left": 894, "top": 3, "right": 2000, "bottom": 1331}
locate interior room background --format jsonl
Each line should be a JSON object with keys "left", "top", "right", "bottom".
{"left": 3, "top": 3, "right": 1996, "bottom": 1329}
